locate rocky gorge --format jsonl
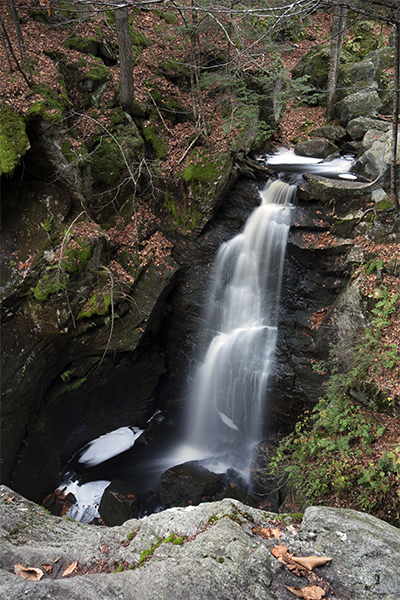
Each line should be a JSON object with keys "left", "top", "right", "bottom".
{"left": 1, "top": 3, "right": 400, "bottom": 595}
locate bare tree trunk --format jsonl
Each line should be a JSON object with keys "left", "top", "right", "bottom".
{"left": 6, "top": 0, "right": 30, "bottom": 75}
{"left": 326, "top": 1, "right": 348, "bottom": 120}
{"left": 0, "top": 12, "right": 31, "bottom": 87}
{"left": 114, "top": 4, "right": 135, "bottom": 114}
{"left": 391, "top": 22, "right": 400, "bottom": 214}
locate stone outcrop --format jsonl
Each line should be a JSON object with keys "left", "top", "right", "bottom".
{"left": 1, "top": 485, "right": 399, "bottom": 600}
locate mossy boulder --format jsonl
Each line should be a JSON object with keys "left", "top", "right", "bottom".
{"left": 335, "top": 59, "right": 377, "bottom": 102}
{"left": 26, "top": 83, "right": 70, "bottom": 125}
{"left": 0, "top": 105, "right": 30, "bottom": 177}
{"left": 181, "top": 152, "right": 232, "bottom": 230}
{"left": 86, "top": 112, "right": 144, "bottom": 194}
{"left": 143, "top": 119, "right": 167, "bottom": 159}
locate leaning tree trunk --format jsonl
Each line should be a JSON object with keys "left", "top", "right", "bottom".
{"left": 391, "top": 22, "right": 400, "bottom": 214}
{"left": 114, "top": 4, "right": 135, "bottom": 114}
{"left": 326, "top": 1, "right": 348, "bottom": 120}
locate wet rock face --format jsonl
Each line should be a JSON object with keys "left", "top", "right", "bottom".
{"left": 158, "top": 461, "right": 222, "bottom": 507}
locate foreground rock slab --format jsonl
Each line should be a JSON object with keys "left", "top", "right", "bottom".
{"left": 0, "top": 485, "right": 399, "bottom": 599}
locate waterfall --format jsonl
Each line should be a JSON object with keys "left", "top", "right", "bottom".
{"left": 177, "top": 179, "right": 296, "bottom": 475}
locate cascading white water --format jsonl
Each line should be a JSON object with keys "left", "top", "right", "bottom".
{"left": 176, "top": 179, "right": 296, "bottom": 475}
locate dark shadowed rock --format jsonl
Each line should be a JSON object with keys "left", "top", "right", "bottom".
{"left": 99, "top": 480, "right": 139, "bottom": 526}
{"left": 224, "top": 483, "right": 257, "bottom": 508}
{"left": 159, "top": 461, "right": 222, "bottom": 507}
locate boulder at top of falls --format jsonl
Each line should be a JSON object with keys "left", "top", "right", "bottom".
{"left": 309, "top": 125, "right": 347, "bottom": 142}
{"left": 159, "top": 461, "right": 222, "bottom": 507}
{"left": 346, "top": 116, "right": 391, "bottom": 141}
{"left": 99, "top": 479, "right": 139, "bottom": 526}
{"left": 337, "top": 89, "right": 382, "bottom": 126}
{"left": 294, "top": 137, "right": 339, "bottom": 159}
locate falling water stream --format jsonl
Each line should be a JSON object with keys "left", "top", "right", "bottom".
{"left": 172, "top": 179, "right": 296, "bottom": 476}
{"left": 59, "top": 150, "right": 357, "bottom": 521}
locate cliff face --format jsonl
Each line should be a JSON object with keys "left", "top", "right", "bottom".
{"left": 1, "top": 485, "right": 399, "bottom": 600}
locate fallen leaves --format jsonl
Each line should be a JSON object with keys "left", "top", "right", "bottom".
{"left": 292, "top": 556, "right": 332, "bottom": 571}
{"left": 252, "top": 525, "right": 282, "bottom": 539}
{"left": 271, "top": 545, "right": 332, "bottom": 598}
{"left": 14, "top": 558, "right": 78, "bottom": 581}
{"left": 14, "top": 564, "right": 44, "bottom": 581}
{"left": 62, "top": 561, "right": 78, "bottom": 577}
{"left": 285, "top": 584, "right": 326, "bottom": 599}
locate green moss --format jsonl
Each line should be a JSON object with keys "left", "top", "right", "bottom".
{"left": 164, "top": 192, "right": 201, "bottom": 232}
{"left": 376, "top": 199, "right": 393, "bottom": 211}
{"left": 26, "top": 84, "right": 70, "bottom": 124}
{"left": 33, "top": 272, "right": 68, "bottom": 301}
{"left": 87, "top": 136, "right": 121, "bottom": 188}
{"left": 64, "top": 35, "right": 99, "bottom": 54}
{"left": 61, "top": 375, "right": 88, "bottom": 393}
{"left": 143, "top": 120, "right": 167, "bottom": 159}
{"left": 60, "top": 369, "right": 73, "bottom": 382}
{"left": 77, "top": 290, "right": 111, "bottom": 320}
{"left": 111, "top": 561, "right": 125, "bottom": 573}
{"left": 139, "top": 547, "right": 154, "bottom": 564}
{"left": 61, "top": 241, "right": 92, "bottom": 273}
{"left": 172, "top": 536, "right": 185, "bottom": 545}
{"left": 130, "top": 29, "right": 153, "bottom": 50}
{"left": 0, "top": 104, "right": 30, "bottom": 177}
{"left": 85, "top": 60, "right": 109, "bottom": 84}
{"left": 42, "top": 218, "right": 52, "bottom": 232}
{"left": 181, "top": 151, "right": 229, "bottom": 205}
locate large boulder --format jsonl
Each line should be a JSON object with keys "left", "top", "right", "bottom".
{"left": 1, "top": 486, "right": 400, "bottom": 600}
{"left": 337, "top": 89, "right": 382, "bottom": 126}
{"left": 355, "top": 129, "right": 400, "bottom": 187}
{"left": 309, "top": 125, "right": 347, "bottom": 142}
{"left": 346, "top": 116, "right": 391, "bottom": 141}
{"left": 335, "top": 59, "right": 377, "bottom": 102}
{"left": 294, "top": 138, "right": 339, "bottom": 159}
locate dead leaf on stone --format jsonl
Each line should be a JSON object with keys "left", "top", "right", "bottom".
{"left": 292, "top": 556, "right": 332, "bottom": 571}
{"left": 42, "top": 564, "right": 53, "bottom": 574}
{"left": 62, "top": 561, "right": 78, "bottom": 577}
{"left": 54, "top": 556, "right": 62, "bottom": 563}
{"left": 271, "top": 528, "right": 282, "bottom": 539}
{"left": 285, "top": 584, "right": 326, "bottom": 599}
{"left": 271, "top": 544, "right": 291, "bottom": 559}
{"left": 14, "top": 564, "right": 44, "bottom": 581}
